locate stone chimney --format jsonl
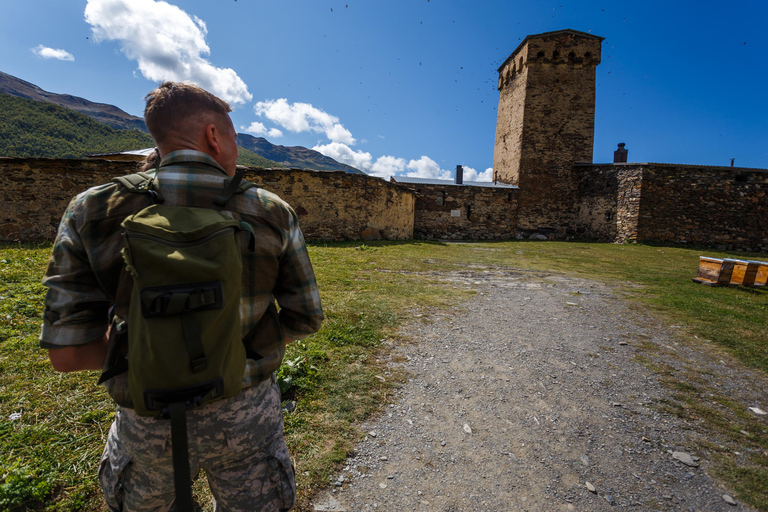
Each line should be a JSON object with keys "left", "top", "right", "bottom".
{"left": 614, "top": 143, "right": 628, "bottom": 163}
{"left": 455, "top": 165, "right": 464, "bottom": 185}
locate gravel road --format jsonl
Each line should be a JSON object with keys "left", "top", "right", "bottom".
{"left": 309, "top": 267, "right": 766, "bottom": 512}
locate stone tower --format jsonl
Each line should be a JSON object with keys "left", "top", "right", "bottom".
{"left": 493, "top": 29, "right": 603, "bottom": 234}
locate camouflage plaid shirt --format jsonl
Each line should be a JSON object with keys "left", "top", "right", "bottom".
{"left": 41, "top": 150, "right": 323, "bottom": 401}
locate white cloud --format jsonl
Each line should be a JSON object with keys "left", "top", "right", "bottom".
{"left": 313, "top": 142, "right": 409, "bottom": 179}
{"left": 406, "top": 156, "right": 452, "bottom": 180}
{"left": 371, "top": 155, "right": 407, "bottom": 177}
{"left": 32, "top": 45, "right": 74, "bottom": 61}
{"left": 255, "top": 99, "right": 356, "bottom": 145}
{"left": 313, "top": 142, "right": 372, "bottom": 172}
{"left": 462, "top": 166, "right": 494, "bottom": 182}
{"left": 242, "top": 122, "right": 283, "bottom": 138}
{"left": 84, "top": 0, "right": 251, "bottom": 104}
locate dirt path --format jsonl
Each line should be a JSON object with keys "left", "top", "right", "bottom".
{"left": 309, "top": 268, "right": 765, "bottom": 511}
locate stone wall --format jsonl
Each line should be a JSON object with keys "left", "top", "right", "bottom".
{"left": 575, "top": 164, "right": 643, "bottom": 242}
{"left": 0, "top": 158, "right": 415, "bottom": 242}
{"left": 0, "top": 157, "right": 142, "bottom": 241}
{"left": 577, "top": 163, "right": 768, "bottom": 251}
{"left": 638, "top": 164, "right": 768, "bottom": 251}
{"left": 394, "top": 182, "right": 519, "bottom": 240}
{"left": 242, "top": 168, "right": 414, "bottom": 241}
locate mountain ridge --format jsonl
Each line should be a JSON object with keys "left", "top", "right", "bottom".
{"left": 237, "top": 133, "right": 364, "bottom": 174}
{"left": 0, "top": 70, "right": 363, "bottom": 173}
{"left": 0, "top": 71, "right": 148, "bottom": 132}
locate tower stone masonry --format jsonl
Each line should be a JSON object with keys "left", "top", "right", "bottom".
{"left": 493, "top": 29, "right": 604, "bottom": 234}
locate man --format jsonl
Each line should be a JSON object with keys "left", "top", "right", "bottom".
{"left": 40, "top": 81, "right": 324, "bottom": 511}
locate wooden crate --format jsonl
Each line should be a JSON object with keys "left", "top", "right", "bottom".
{"left": 692, "top": 257, "right": 735, "bottom": 286}
{"left": 753, "top": 261, "right": 768, "bottom": 287}
{"left": 692, "top": 256, "right": 768, "bottom": 287}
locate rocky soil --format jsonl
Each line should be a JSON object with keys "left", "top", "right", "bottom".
{"left": 310, "top": 267, "right": 766, "bottom": 512}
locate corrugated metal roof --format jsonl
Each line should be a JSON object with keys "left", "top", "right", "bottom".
{"left": 391, "top": 176, "right": 518, "bottom": 189}
{"left": 89, "top": 147, "right": 156, "bottom": 158}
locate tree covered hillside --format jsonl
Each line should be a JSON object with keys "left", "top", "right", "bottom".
{"left": 0, "top": 94, "right": 283, "bottom": 168}
{"left": 0, "top": 94, "right": 154, "bottom": 158}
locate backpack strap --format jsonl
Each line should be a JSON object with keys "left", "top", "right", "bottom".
{"left": 112, "top": 172, "right": 165, "bottom": 203}
{"left": 169, "top": 402, "right": 195, "bottom": 512}
{"left": 213, "top": 169, "right": 258, "bottom": 209}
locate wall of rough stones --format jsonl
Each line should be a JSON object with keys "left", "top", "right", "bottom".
{"left": 576, "top": 163, "right": 768, "bottom": 251}
{"left": 575, "top": 164, "right": 643, "bottom": 242}
{"left": 4, "top": 158, "right": 766, "bottom": 250}
{"left": 242, "top": 168, "right": 414, "bottom": 241}
{"left": 394, "top": 181, "right": 519, "bottom": 240}
{"left": 0, "top": 158, "right": 415, "bottom": 242}
{"left": 637, "top": 164, "right": 768, "bottom": 251}
{"left": 0, "top": 157, "right": 141, "bottom": 241}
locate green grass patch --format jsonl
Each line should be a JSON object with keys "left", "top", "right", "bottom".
{"left": 1, "top": 240, "right": 767, "bottom": 510}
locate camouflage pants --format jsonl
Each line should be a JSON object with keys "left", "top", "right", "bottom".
{"left": 98, "top": 376, "right": 295, "bottom": 512}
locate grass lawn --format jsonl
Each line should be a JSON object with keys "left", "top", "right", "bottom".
{"left": 1, "top": 240, "right": 766, "bottom": 511}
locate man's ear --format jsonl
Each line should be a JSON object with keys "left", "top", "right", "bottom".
{"left": 204, "top": 123, "right": 221, "bottom": 155}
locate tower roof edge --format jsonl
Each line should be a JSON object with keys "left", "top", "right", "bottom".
{"left": 497, "top": 29, "right": 605, "bottom": 72}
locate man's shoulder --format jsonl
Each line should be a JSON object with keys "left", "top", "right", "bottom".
{"left": 239, "top": 184, "right": 297, "bottom": 220}
{"left": 70, "top": 173, "right": 153, "bottom": 221}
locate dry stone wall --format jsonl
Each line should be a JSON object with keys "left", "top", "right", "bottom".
{"left": 3, "top": 158, "right": 765, "bottom": 250}
{"left": 0, "top": 158, "right": 415, "bottom": 242}
{"left": 0, "top": 157, "right": 141, "bottom": 241}
{"left": 576, "top": 164, "right": 643, "bottom": 242}
{"left": 395, "top": 182, "right": 519, "bottom": 240}
{"left": 577, "top": 163, "right": 768, "bottom": 252}
{"left": 637, "top": 164, "right": 768, "bottom": 251}
{"left": 243, "top": 168, "right": 414, "bottom": 241}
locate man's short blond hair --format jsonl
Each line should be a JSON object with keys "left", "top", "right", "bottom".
{"left": 144, "top": 82, "right": 232, "bottom": 145}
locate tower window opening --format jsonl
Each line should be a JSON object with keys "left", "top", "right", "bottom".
{"left": 436, "top": 191, "right": 445, "bottom": 206}
{"left": 552, "top": 50, "right": 560, "bottom": 60}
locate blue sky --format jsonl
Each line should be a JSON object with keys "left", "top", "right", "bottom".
{"left": 1, "top": 0, "right": 766, "bottom": 179}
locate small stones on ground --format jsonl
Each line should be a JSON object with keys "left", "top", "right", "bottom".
{"left": 722, "top": 494, "right": 737, "bottom": 506}
{"left": 375, "top": 375, "right": 386, "bottom": 382}
{"left": 311, "top": 275, "right": 765, "bottom": 512}
{"left": 748, "top": 406, "right": 766, "bottom": 415}
{"left": 672, "top": 451, "right": 699, "bottom": 467}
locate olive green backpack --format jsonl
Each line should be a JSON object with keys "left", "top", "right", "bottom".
{"left": 99, "top": 168, "right": 257, "bottom": 511}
